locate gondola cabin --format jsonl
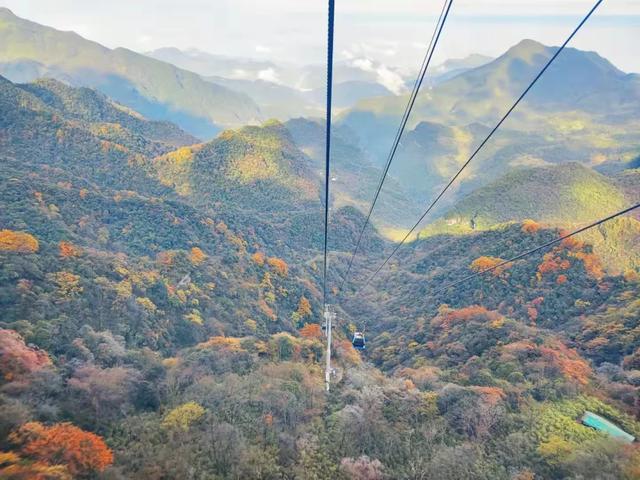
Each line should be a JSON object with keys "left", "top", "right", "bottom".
{"left": 352, "top": 332, "right": 366, "bottom": 350}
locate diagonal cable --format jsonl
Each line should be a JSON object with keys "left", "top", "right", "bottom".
{"left": 431, "top": 203, "right": 640, "bottom": 296}
{"left": 337, "top": 0, "right": 454, "bottom": 293}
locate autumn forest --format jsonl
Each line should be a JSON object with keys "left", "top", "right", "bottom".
{"left": 1, "top": 4, "right": 640, "bottom": 480}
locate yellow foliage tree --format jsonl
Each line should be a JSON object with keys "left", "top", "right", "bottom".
{"left": 0, "top": 230, "right": 39, "bottom": 254}
{"left": 135, "top": 297, "right": 157, "bottom": 314}
{"left": 49, "top": 272, "right": 82, "bottom": 298}
{"left": 0, "top": 451, "right": 72, "bottom": 479}
{"left": 184, "top": 310, "right": 204, "bottom": 325}
{"left": 162, "top": 402, "right": 206, "bottom": 431}
{"left": 197, "top": 336, "right": 243, "bottom": 351}
{"left": 244, "top": 319, "right": 258, "bottom": 332}
{"left": 537, "top": 435, "right": 575, "bottom": 463}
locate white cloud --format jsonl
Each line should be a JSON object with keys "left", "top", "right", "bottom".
{"left": 255, "top": 44, "right": 272, "bottom": 54}
{"left": 353, "top": 58, "right": 375, "bottom": 72}
{"left": 137, "top": 34, "right": 153, "bottom": 45}
{"left": 341, "top": 49, "right": 355, "bottom": 60}
{"left": 375, "top": 64, "right": 407, "bottom": 95}
{"left": 231, "top": 68, "right": 250, "bottom": 79}
{"left": 257, "top": 67, "right": 281, "bottom": 83}
{"left": 351, "top": 57, "right": 408, "bottom": 94}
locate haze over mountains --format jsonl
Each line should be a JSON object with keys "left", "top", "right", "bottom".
{"left": 1, "top": 7, "right": 638, "bottom": 237}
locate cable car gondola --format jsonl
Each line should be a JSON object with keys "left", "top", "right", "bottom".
{"left": 352, "top": 332, "right": 365, "bottom": 350}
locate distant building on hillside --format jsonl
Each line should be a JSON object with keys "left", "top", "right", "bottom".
{"left": 581, "top": 411, "right": 635, "bottom": 443}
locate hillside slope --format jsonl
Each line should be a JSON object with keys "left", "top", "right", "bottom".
{"left": 426, "top": 163, "right": 629, "bottom": 232}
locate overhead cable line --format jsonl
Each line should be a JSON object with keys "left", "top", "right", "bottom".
{"left": 351, "top": 0, "right": 604, "bottom": 296}
{"left": 431, "top": 203, "right": 640, "bottom": 296}
{"left": 337, "top": 0, "right": 454, "bottom": 293}
{"left": 322, "top": 0, "right": 335, "bottom": 310}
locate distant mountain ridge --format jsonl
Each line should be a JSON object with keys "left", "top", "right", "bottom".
{"left": 0, "top": 7, "right": 262, "bottom": 138}
{"left": 339, "top": 39, "right": 640, "bottom": 207}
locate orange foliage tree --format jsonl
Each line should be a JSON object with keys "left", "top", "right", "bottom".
{"left": 0, "top": 230, "right": 39, "bottom": 254}
{"left": 433, "top": 305, "right": 501, "bottom": 330}
{"left": 58, "top": 241, "right": 81, "bottom": 258}
{"left": 469, "top": 256, "right": 509, "bottom": 277}
{"left": 267, "top": 257, "right": 289, "bottom": 277}
{"left": 299, "top": 323, "right": 322, "bottom": 339}
{"left": 0, "top": 451, "right": 71, "bottom": 480}
{"left": 539, "top": 342, "right": 592, "bottom": 385}
{"left": 9, "top": 422, "right": 113, "bottom": 476}
{"left": 560, "top": 234, "right": 584, "bottom": 251}
{"left": 259, "top": 299, "right": 277, "bottom": 320}
{"left": 251, "top": 251, "right": 266, "bottom": 266}
{"left": 335, "top": 340, "right": 362, "bottom": 366}
{"left": 572, "top": 251, "right": 604, "bottom": 280}
{"left": 296, "top": 296, "right": 312, "bottom": 318}
{"left": 156, "top": 251, "right": 176, "bottom": 266}
{"left": 0, "top": 330, "right": 51, "bottom": 382}
{"left": 521, "top": 219, "right": 541, "bottom": 234}
{"left": 537, "top": 251, "right": 570, "bottom": 277}
{"left": 189, "top": 247, "right": 207, "bottom": 265}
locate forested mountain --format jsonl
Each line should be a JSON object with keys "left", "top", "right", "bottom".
{"left": 423, "top": 162, "right": 632, "bottom": 233}
{"left": 0, "top": 8, "right": 262, "bottom": 138}
{"left": 1, "top": 20, "right": 640, "bottom": 480}
{"left": 339, "top": 40, "right": 640, "bottom": 204}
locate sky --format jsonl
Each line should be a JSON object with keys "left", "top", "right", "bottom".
{"left": 3, "top": 0, "right": 640, "bottom": 76}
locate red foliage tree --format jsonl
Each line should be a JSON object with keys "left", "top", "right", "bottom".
{"left": 0, "top": 330, "right": 51, "bottom": 382}
{"left": 537, "top": 252, "right": 570, "bottom": 277}
{"left": 58, "top": 241, "right": 81, "bottom": 258}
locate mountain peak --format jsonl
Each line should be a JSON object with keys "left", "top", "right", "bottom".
{"left": 504, "top": 39, "right": 550, "bottom": 62}
{"left": 0, "top": 7, "right": 18, "bottom": 22}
